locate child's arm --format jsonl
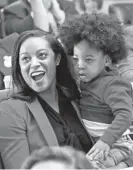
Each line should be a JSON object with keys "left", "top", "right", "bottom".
{"left": 87, "top": 77, "right": 133, "bottom": 161}
{"left": 101, "top": 77, "right": 133, "bottom": 146}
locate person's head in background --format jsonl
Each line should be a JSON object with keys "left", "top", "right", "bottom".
{"left": 83, "top": 0, "right": 103, "bottom": 13}
{"left": 12, "top": 30, "right": 72, "bottom": 101}
{"left": 22, "top": 146, "right": 96, "bottom": 169}
{"left": 108, "top": 5, "right": 124, "bottom": 25}
{"left": 59, "top": 13, "right": 126, "bottom": 83}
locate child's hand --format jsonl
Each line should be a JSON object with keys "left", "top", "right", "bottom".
{"left": 87, "top": 140, "right": 110, "bottom": 161}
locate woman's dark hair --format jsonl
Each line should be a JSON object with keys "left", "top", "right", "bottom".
{"left": 59, "top": 12, "right": 127, "bottom": 64}
{"left": 12, "top": 30, "right": 76, "bottom": 101}
{"left": 22, "top": 146, "right": 95, "bottom": 169}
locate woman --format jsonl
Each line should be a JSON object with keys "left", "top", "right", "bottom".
{"left": 0, "top": 30, "right": 93, "bottom": 169}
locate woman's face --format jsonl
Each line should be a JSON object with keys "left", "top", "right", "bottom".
{"left": 19, "top": 37, "right": 58, "bottom": 93}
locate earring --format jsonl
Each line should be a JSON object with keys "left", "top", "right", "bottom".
{"left": 56, "top": 62, "right": 59, "bottom": 66}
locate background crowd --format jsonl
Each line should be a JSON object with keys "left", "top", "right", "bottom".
{"left": 0, "top": 0, "right": 133, "bottom": 90}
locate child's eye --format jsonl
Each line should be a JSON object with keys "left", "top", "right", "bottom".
{"left": 86, "top": 58, "right": 92, "bottom": 63}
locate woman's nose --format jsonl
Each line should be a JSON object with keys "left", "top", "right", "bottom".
{"left": 30, "top": 56, "right": 40, "bottom": 68}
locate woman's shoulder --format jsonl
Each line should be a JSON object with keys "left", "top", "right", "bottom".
{"left": 0, "top": 97, "right": 28, "bottom": 119}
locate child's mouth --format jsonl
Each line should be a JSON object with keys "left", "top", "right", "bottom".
{"left": 79, "top": 73, "right": 86, "bottom": 79}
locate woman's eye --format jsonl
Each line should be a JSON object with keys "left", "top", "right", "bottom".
{"left": 39, "top": 52, "right": 47, "bottom": 59}
{"left": 73, "top": 55, "right": 78, "bottom": 61}
{"left": 22, "top": 56, "right": 30, "bottom": 63}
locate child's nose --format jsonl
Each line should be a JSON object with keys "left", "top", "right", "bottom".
{"left": 78, "top": 60, "right": 85, "bottom": 69}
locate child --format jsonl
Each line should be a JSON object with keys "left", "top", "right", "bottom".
{"left": 59, "top": 13, "right": 133, "bottom": 168}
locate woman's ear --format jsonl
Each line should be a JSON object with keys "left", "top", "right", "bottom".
{"left": 56, "top": 54, "right": 61, "bottom": 66}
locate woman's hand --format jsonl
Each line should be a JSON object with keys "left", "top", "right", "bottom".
{"left": 87, "top": 140, "right": 110, "bottom": 161}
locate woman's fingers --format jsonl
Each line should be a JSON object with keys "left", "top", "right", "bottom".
{"left": 88, "top": 146, "right": 95, "bottom": 155}
{"left": 104, "top": 150, "right": 109, "bottom": 160}
{"left": 87, "top": 149, "right": 100, "bottom": 160}
{"left": 94, "top": 151, "right": 104, "bottom": 161}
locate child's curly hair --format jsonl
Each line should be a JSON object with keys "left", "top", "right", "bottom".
{"left": 59, "top": 13, "right": 127, "bottom": 64}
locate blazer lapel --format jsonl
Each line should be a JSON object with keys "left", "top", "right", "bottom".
{"left": 26, "top": 97, "right": 59, "bottom": 146}
{"left": 71, "top": 100, "right": 94, "bottom": 145}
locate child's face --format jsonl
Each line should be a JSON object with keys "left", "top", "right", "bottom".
{"left": 73, "top": 40, "right": 107, "bottom": 82}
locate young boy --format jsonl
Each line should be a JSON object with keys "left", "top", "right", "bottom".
{"left": 59, "top": 13, "right": 133, "bottom": 168}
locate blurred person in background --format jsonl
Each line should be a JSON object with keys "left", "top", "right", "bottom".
{"left": 117, "top": 26, "right": 133, "bottom": 83}
{"left": 40, "top": 0, "right": 65, "bottom": 36}
{"left": 2, "top": 0, "right": 49, "bottom": 36}
{"left": 0, "top": 71, "right": 5, "bottom": 90}
{"left": 108, "top": 5, "right": 124, "bottom": 25}
{"left": 22, "top": 146, "right": 96, "bottom": 169}
{"left": 0, "top": 32, "right": 19, "bottom": 89}
{"left": 83, "top": 0, "right": 103, "bottom": 14}
{"left": 66, "top": 0, "right": 103, "bottom": 16}
{"left": 1, "top": 0, "right": 65, "bottom": 37}
{"left": 57, "top": 0, "right": 80, "bottom": 17}
{"left": 109, "top": 4, "right": 133, "bottom": 26}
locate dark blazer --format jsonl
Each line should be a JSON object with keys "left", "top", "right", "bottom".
{"left": 0, "top": 88, "right": 92, "bottom": 169}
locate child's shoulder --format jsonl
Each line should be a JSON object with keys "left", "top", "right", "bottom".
{"left": 102, "top": 75, "right": 132, "bottom": 94}
{"left": 103, "top": 75, "right": 131, "bottom": 86}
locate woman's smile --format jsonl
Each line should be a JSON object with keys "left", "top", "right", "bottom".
{"left": 19, "top": 37, "right": 57, "bottom": 92}
{"left": 31, "top": 70, "right": 46, "bottom": 82}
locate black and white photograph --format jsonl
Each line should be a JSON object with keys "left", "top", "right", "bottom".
{"left": 0, "top": 0, "right": 133, "bottom": 169}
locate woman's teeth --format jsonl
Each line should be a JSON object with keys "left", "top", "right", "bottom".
{"left": 31, "top": 71, "right": 45, "bottom": 81}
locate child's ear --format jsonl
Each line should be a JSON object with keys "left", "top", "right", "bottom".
{"left": 104, "top": 55, "right": 111, "bottom": 67}
{"left": 56, "top": 54, "right": 61, "bottom": 66}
